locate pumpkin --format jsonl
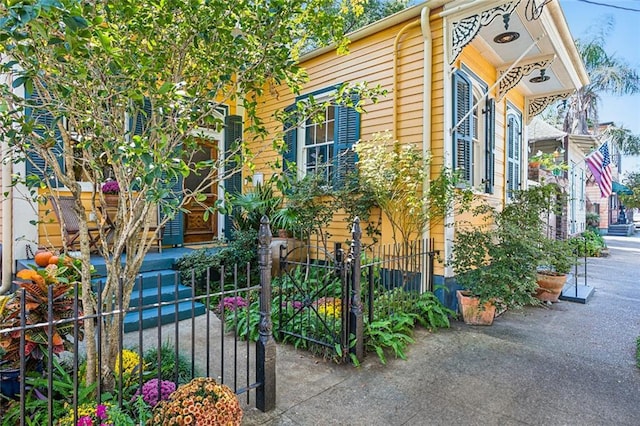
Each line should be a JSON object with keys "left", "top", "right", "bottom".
{"left": 34, "top": 250, "right": 54, "bottom": 267}
{"left": 48, "top": 255, "right": 60, "bottom": 265}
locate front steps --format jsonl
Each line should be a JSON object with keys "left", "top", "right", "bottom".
{"left": 92, "top": 267, "right": 207, "bottom": 333}
{"left": 607, "top": 224, "right": 635, "bottom": 237}
{"left": 17, "top": 247, "right": 212, "bottom": 333}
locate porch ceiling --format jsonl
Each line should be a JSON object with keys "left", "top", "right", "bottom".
{"left": 459, "top": 0, "right": 588, "bottom": 98}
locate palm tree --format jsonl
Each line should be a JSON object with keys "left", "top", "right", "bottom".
{"left": 562, "top": 18, "right": 640, "bottom": 145}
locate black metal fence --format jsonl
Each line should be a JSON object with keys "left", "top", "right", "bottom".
{"left": 361, "top": 237, "right": 438, "bottom": 324}
{"left": 275, "top": 218, "right": 437, "bottom": 364}
{"left": 0, "top": 218, "right": 276, "bottom": 425}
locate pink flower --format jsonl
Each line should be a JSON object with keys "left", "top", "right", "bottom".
{"left": 95, "top": 404, "right": 108, "bottom": 420}
{"left": 77, "top": 416, "right": 93, "bottom": 426}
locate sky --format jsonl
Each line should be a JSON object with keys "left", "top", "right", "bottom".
{"left": 559, "top": 0, "right": 640, "bottom": 176}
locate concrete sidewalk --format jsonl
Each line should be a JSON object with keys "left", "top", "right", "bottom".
{"left": 243, "top": 233, "right": 640, "bottom": 425}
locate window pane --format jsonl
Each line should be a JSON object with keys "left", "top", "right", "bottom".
{"left": 318, "top": 145, "right": 327, "bottom": 165}
{"left": 306, "top": 123, "right": 316, "bottom": 146}
{"left": 326, "top": 119, "right": 335, "bottom": 143}
{"left": 306, "top": 147, "right": 316, "bottom": 166}
{"left": 317, "top": 123, "right": 327, "bottom": 144}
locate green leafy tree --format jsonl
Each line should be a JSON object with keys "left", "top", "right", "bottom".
{"left": 354, "top": 131, "right": 472, "bottom": 245}
{"left": 560, "top": 17, "right": 640, "bottom": 151}
{"left": 339, "top": 0, "right": 409, "bottom": 33}
{"left": 0, "top": 0, "right": 378, "bottom": 389}
{"left": 601, "top": 125, "right": 640, "bottom": 156}
{"left": 619, "top": 171, "right": 640, "bottom": 210}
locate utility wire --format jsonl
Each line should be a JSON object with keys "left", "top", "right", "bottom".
{"left": 575, "top": 0, "right": 640, "bottom": 12}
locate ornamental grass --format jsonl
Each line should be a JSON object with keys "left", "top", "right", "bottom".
{"left": 149, "top": 377, "right": 242, "bottom": 425}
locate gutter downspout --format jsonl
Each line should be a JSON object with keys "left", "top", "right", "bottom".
{"left": 421, "top": 6, "right": 433, "bottom": 293}
{"left": 393, "top": 21, "right": 421, "bottom": 141}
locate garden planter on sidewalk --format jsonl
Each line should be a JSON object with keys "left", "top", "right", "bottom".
{"left": 456, "top": 290, "right": 496, "bottom": 326}
{"left": 535, "top": 272, "right": 567, "bottom": 302}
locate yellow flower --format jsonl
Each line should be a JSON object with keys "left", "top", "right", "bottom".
{"left": 115, "top": 349, "right": 142, "bottom": 376}
{"left": 315, "top": 297, "right": 342, "bottom": 318}
{"left": 57, "top": 402, "right": 112, "bottom": 425}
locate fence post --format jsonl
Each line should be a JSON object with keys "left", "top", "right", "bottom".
{"left": 256, "top": 216, "right": 276, "bottom": 411}
{"left": 349, "top": 217, "right": 364, "bottom": 363}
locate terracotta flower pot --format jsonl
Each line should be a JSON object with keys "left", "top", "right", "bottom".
{"left": 103, "top": 193, "right": 119, "bottom": 207}
{"left": 456, "top": 290, "right": 496, "bottom": 326}
{"left": 535, "top": 272, "right": 567, "bottom": 302}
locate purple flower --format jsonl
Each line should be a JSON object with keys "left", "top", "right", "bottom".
{"left": 218, "top": 296, "right": 248, "bottom": 312}
{"left": 281, "top": 300, "right": 303, "bottom": 310}
{"left": 101, "top": 180, "right": 120, "bottom": 194}
{"left": 132, "top": 379, "right": 176, "bottom": 407}
{"left": 95, "top": 404, "right": 108, "bottom": 420}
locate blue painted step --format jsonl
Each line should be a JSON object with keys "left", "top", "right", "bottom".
{"left": 124, "top": 301, "right": 207, "bottom": 333}
{"left": 127, "top": 284, "right": 195, "bottom": 308}
{"left": 92, "top": 270, "right": 186, "bottom": 292}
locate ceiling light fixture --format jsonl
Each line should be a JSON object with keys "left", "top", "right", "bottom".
{"left": 530, "top": 69, "right": 550, "bottom": 83}
{"left": 493, "top": 13, "right": 520, "bottom": 44}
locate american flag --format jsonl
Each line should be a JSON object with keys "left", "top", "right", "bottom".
{"left": 585, "top": 141, "right": 612, "bottom": 199}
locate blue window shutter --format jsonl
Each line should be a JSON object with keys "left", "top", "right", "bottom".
{"left": 224, "top": 114, "right": 243, "bottom": 240}
{"left": 484, "top": 98, "right": 495, "bottom": 194}
{"left": 282, "top": 104, "right": 297, "bottom": 175}
{"left": 134, "top": 99, "right": 185, "bottom": 247}
{"left": 452, "top": 71, "right": 473, "bottom": 182}
{"left": 333, "top": 99, "right": 360, "bottom": 188}
{"left": 161, "top": 173, "right": 184, "bottom": 247}
{"left": 130, "top": 98, "right": 152, "bottom": 137}
{"left": 24, "top": 87, "right": 65, "bottom": 187}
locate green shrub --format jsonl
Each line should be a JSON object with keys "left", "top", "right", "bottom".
{"left": 143, "top": 342, "right": 195, "bottom": 385}
{"left": 174, "top": 248, "right": 220, "bottom": 293}
{"left": 1, "top": 357, "right": 97, "bottom": 426}
{"left": 569, "top": 229, "right": 606, "bottom": 257}
{"left": 175, "top": 228, "right": 259, "bottom": 295}
{"left": 364, "top": 312, "right": 416, "bottom": 365}
{"left": 586, "top": 212, "right": 600, "bottom": 230}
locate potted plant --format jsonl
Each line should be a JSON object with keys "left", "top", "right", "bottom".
{"left": 101, "top": 179, "right": 120, "bottom": 206}
{"left": 0, "top": 264, "right": 83, "bottom": 398}
{"left": 450, "top": 196, "right": 543, "bottom": 325}
{"left": 535, "top": 238, "right": 576, "bottom": 302}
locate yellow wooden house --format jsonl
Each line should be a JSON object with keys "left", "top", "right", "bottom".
{"left": 245, "top": 0, "right": 588, "bottom": 303}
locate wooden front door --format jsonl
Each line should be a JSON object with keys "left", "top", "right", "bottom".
{"left": 184, "top": 140, "right": 218, "bottom": 243}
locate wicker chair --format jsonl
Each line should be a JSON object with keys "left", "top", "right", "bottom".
{"left": 48, "top": 196, "right": 101, "bottom": 252}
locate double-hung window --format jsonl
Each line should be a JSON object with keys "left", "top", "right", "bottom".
{"left": 452, "top": 69, "right": 495, "bottom": 193}
{"left": 303, "top": 106, "right": 336, "bottom": 182}
{"left": 282, "top": 86, "right": 360, "bottom": 187}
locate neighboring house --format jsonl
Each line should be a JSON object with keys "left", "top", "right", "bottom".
{"left": 583, "top": 125, "right": 632, "bottom": 235}
{"left": 527, "top": 117, "right": 592, "bottom": 238}
{"left": 247, "top": 0, "right": 588, "bottom": 302}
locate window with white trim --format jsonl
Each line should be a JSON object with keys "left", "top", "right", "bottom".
{"left": 282, "top": 86, "right": 360, "bottom": 187}
{"left": 506, "top": 107, "right": 523, "bottom": 200}
{"left": 452, "top": 69, "right": 495, "bottom": 193}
